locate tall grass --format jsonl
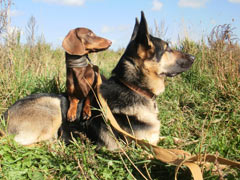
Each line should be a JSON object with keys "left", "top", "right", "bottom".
{"left": 0, "top": 24, "right": 239, "bottom": 179}
{"left": 0, "top": 40, "right": 65, "bottom": 112}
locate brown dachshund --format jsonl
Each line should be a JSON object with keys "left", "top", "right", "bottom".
{"left": 62, "top": 28, "right": 112, "bottom": 122}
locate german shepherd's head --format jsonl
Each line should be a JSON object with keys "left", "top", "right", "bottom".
{"left": 112, "top": 11, "right": 195, "bottom": 95}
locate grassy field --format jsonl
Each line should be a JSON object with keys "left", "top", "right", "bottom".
{"left": 0, "top": 24, "right": 239, "bottom": 179}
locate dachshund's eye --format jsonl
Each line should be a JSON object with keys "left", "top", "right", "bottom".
{"left": 88, "top": 32, "right": 94, "bottom": 36}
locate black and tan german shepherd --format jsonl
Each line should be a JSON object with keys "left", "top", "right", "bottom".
{"left": 3, "top": 12, "right": 195, "bottom": 150}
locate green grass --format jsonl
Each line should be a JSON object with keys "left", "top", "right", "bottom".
{"left": 0, "top": 25, "right": 240, "bottom": 179}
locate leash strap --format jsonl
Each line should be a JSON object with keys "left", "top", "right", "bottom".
{"left": 93, "top": 66, "right": 240, "bottom": 180}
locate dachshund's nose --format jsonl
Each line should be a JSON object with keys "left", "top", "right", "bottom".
{"left": 107, "top": 40, "right": 112, "bottom": 45}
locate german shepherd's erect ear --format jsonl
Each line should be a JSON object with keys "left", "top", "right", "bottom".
{"left": 130, "top": 18, "right": 140, "bottom": 41}
{"left": 135, "top": 11, "right": 153, "bottom": 49}
{"left": 134, "top": 11, "right": 154, "bottom": 59}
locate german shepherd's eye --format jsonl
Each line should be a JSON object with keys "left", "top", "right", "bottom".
{"left": 163, "top": 43, "right": 169, "bottom": 51}
{"left": 164, "top": 42, "right": 173, "bottom": 52}
{"left": 163, "top": 44, "right": 167, "bottom": 50}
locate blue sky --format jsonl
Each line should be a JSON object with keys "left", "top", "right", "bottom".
{"left": 9, "top": 0, "right": 240, "bottom": 50}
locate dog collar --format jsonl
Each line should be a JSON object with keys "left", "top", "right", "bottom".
{"left": 117, "top": 78, "right": 156, "bottom": 100}
{"left": 66, "top": 55, "right": 90, "bottom": 68}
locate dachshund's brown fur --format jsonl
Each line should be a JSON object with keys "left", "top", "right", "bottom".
{"left": 62, "top": 28, "right": 111, "bottom": 122}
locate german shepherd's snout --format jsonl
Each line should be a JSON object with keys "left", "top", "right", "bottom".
{"left": 160, "top": 51, "right": 195, "bottom": 77}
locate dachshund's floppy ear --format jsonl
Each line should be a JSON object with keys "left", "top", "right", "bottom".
{"left": 62, "top": 28, "right": 86, "bottom": 55}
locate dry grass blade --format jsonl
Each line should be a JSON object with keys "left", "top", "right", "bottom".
{"left": 0, "top": 0, "right": 12, "bottom": 34}
{"left": 206, "top": 24, "right": 240, "bottom": 94}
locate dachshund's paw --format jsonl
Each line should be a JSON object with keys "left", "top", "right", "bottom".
{"left": 83, "top": 110, "right": 91, "bottom": 120}
{"left": 67, "top": 112, "right": 77, "bottom": 122}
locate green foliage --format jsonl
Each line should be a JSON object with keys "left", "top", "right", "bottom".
{"left": 0, "top": 25, "right": 240, "bottom": 179}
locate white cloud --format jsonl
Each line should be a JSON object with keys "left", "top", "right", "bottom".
{"left": 33, "top": 0, "right": 85, "bottom": 6}
{"left": 9, "top": 10, "right": 23, "bottom": 17}
{"left": 117, "top": 25, "right": 131, "bottom": 32}
{"left": 100, "top": 25, "right": 131, "bottom": 50}
{"left": 178, "top": 0, "right": 209, "bottom": 8}
{"left": 101, "top": 25, "right": 114, "bottom": 33}
{"left": 210, "top": 19, "right": 216, "bottom": 25}
{"left": 152, "top": 0, "right": 163, "bottom": 11}
{"left": 228, "top": 0, "right": 240, "bottom": 3}
{"left": 100, "top": 25, "right": 131, "bottom": 34}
